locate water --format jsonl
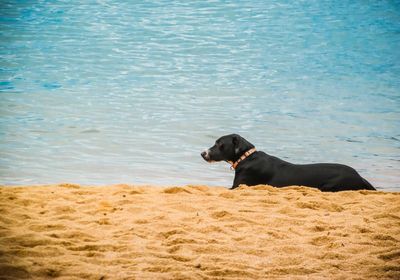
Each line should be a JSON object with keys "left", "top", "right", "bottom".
{"left": 1, "top": 1, "right": 399, "bottom": 190}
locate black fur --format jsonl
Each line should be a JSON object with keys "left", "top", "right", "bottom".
{"left": 201, "top": 134, "right": 376, "bottom": 192}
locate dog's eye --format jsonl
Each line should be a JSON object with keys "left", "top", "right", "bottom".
{"left": 219, "top": 144, "right": 224, "bottom": 150}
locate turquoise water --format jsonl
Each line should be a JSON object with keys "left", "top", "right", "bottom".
{"left": 1, "top": 1, "right": 399, "bottom": 190}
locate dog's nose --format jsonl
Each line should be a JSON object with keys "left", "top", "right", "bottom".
{"left": 201, "top": 151, "right": 207, "bottom": 159}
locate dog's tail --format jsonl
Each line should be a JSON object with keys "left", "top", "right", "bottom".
{"left": 362, "top": 177, "right": 376, "bottom": 191}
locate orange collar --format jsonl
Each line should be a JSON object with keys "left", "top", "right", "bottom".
{"left": 230, "top": 148, "right": 256, "bottom": 170}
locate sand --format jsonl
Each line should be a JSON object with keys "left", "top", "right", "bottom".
{"left": 0, "top": 184, "right": 399, "bottom": 280}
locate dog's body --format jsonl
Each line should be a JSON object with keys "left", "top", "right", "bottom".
{"left": 201, "top": 134, "right": 375, "bottom": 192}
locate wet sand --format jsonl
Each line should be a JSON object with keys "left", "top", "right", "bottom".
{"left": 0, "top": 184, "right": 399, "bottom": 279}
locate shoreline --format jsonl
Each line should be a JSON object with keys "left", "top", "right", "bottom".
{"left": 0, "top": 184, "right": 399, "bottom": 279}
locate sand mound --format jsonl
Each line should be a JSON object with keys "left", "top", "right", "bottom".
{"left": 0, "top": 184, "right": 399, "bottom": 279}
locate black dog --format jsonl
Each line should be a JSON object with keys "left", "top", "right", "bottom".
{"left": 201, "top": 134, "right": 376, "bottom": 192}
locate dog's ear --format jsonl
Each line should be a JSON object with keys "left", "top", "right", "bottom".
{"left": 232, "top": 135, "right": 241, "bottom": 154}
{"left": 232, "top": 135, "right": 239, "bottom": 146}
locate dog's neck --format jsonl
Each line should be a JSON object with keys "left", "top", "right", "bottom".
{"left": 229, "top": 147, "right": 257, "bottom": 170}
{"left": 232, "top": 138, "right": 255, "bottom": 162}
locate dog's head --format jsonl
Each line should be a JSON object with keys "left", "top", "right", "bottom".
{"left": 201, "top": 134, "right": 255, "bottom": 163}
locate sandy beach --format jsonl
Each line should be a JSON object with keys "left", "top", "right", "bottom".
{"left": 0, "top": 184, "right": 399, "bottom": 279}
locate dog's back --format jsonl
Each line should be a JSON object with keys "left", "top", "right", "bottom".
{"left": 235, "top": 152, "right": 375, "bottom": 191}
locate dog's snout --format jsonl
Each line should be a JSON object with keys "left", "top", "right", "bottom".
{"left": 201, "top": 150, "right": 210, "bottom": 161}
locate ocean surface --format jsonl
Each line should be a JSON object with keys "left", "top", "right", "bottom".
{"left": 1, "top": 0, "right": 399, "bottom": 190}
